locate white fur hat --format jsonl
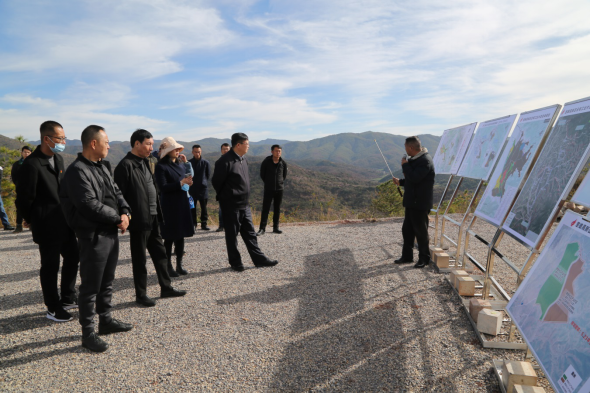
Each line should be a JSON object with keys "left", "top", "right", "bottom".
{"left": 159, "top": 137, "right": 184, "bottom": 158}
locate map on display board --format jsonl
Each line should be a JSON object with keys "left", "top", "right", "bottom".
{"left": 571, "top": 171, "right": 590, "bottom": 208}
{"left": 507, "top": 210, "right": 590, "bottom": 393}
{"left": 457, "top": 114, "right": 516, "bottom": 181}
{"left": 503, "top": 97, "right": 590, "bottom": 248}
{"left": 432, "top": 122, "right": 476, "bottom": 175}
{"left": 475, "top": 106, "right": 561, "bottom": 226}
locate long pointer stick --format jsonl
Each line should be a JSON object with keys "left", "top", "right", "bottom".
{"left": 374, "top": 139, "right": 403, "bottom": 197}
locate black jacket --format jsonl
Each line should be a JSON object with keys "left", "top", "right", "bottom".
{"left": 154, "top": 159, "right": 194, "bottom": 240}
{"left": 11, "top": 158, "right": 25, "bottom": 187}
{"left": 188, "top": 157, "right": 210, "bottom": 199}
{"left": 260, "top": 156, "right": 288, "bottom": 192}
{"left": 60, "top": 153, "right": 130, "bottom": 239}
{"left": 399, "top": 150, "right": 435, "bottom": 211}
{"left": 15, "top": 146, "right": 71, "bottom": 244}
{"left": 114, "top": 152, "right": 163, "bottom": 232}
{"left": 212, "top": 149, "right": 250, "bottom": 209}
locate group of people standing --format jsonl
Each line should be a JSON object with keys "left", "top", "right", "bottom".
{"left": 10, "top": 121, "right": 288, "bottom": 353}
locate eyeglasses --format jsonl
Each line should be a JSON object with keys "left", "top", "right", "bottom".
{"left": 49, "top": 135, "right": 67, "bottom": 143}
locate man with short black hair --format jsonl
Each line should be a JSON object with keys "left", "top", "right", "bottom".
{"left": 212, "top": 133, "right": 278, "bottom": 271}
{"left": 189, "top": 144, "right": 211, "bottom": 231}
{"left": 114, "top": 129, "right": 187, "bottom": 307}
{"left": 61, "top": 125, "right": 133, "bottom": 352}
{"left": 16, "top": 121, "right": 79, "bottom": 321}
{"left": 392, "top": 136, "right": 435, "bottom": 269}
{"left": 11, "top": 146, "right": 32, "bottom": 233}
{"left": 215, "top": 143, "right": 231, "bottom": 232}
{"left": 257, "top": 144, "right": 288, "bottom": 235}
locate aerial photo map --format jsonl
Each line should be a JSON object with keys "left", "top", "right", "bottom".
{"left": 457, "top": 114, "right": 516, "bottom": 181}
{"left": 572, "top": 169, "right": 590, "bottom": 208}
{"left": 475, "top": 106, "right": 560, "bottom": 226}
{"left": 432, "top": 122, "right": 476, "bottom": 175}
{"left": 503, "top": 98, "right": 590, "bottom": 248}
{"left": 507, "top": 211, "right": 590, "bottom": 393}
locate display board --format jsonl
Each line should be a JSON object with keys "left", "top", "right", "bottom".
{"left": 457, "top": 114, "right": 516, "bottom": 181}
{"left": 503, "top": 97, "right": 590, "bottom": 248}
{"left": 475, "top": 105, "right": 561, "bottom": 226}
{"left": 571, "top": 170, "right": 590, "bottom": 208}
{"left": 432, "top": 122, "right": 477, "bottom": 175}
{"left": 506, "top": 211, "right": 590, "bottom": 393}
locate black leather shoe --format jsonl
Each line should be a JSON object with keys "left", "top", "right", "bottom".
{"left": 254, "top": 259, "right": 278, "bottom": 267}
{"left": 82, "top": 333, "right": 109, "bottom": 352}
{"left": 414, "top": 260, "right": 429, "bottom": 268}
{"left": 98, "top": 318, "right": 133, "bottom": 335}
{"left": 4, "top": 225, "right": 15, "bottom": 231}
{"left": 231, "top": 265, "right": 245, "bottom": 272}
{"left": 256, "top": 229, "right": 265, "bottom": 236}
{"left": 201, "top": 225, "right": 211, "bottom": 231}
{"left": 161, "top": 287, "right": 187, "bottom": 298}
{"left": 136, "top": 295, "right": 156, "bottom": 307}
{"left": 272, "top": 228, "right": 283, "bottom": 234}
{"left": 216, "top": 227, "right": 224, "bottom": 232}
{"left": 176, "top": 260, "right": 188, "bottom": 275}
{"left": 394, "top": 257, "right": 413, "bottom": 264}
{"left": 167, "top": 260, "right": 179, "bottom": 278}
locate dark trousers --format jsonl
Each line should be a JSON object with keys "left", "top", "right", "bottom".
{"left": 16, "top": 208, "right": 23, "bottom": 226}
{"left": 260, "top": 190, "right": 283, "bottom": 229}
{"left": 37, "top": 231, "right": 79, "bottom": 310}
{"left": 402, "top": 208, "right": 431, "bottom": 263}
{"left": 191, "top": 198, "right": 209, "bottom": 225}
{"left": 164, "top": 238, "right": 184, "bottom": 260}
{"left": 129, "top": 216, "right": 173, "bottom": 297}
{"left": 218, "top": 207, "right": 224, "bottom": 228}
{"left": 220, "top": 204, "right": 268, "bottom": 267}
{"left": 78, "top": 232, "right": 119, "bottom": 337}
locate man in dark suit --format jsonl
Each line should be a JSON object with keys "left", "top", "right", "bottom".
{"left": 188, "top": 144, "right": 211, "bottom": 231}
{"left": 11, "top": 145, "right": 32, "bottom": 233}
{"left": 257, "top": 144, "right": 288, "bottom": 235}
{"left": 16, "top": 121, "right": 79, "bottom": 322}
{"left": 114, "top": 129, "right": 187, "bottom": 307}
{"left": 212, "top": 133, "right": 278, "bottom": 272}
{"left": 61, "top": 125, "right": 133, "bottom": 352}
{"left": 392, "top": 136, "right": 435, "bottom": 268}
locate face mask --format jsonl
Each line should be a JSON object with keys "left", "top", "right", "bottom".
{"left": 181, "top": 183, "right": 190, "bottom": 192}
{"left": 47, "top": 137, "right": 66, "bottom": 153}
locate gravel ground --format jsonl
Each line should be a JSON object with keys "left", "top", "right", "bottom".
{"left": 0, "top": 218, "right": 551, "bottom": 392}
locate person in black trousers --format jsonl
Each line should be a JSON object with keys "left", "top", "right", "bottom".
{"left": 188, "top": 144, "right": 211, "bottom": 231}
{"left": 114, "top": 129, "right": 187, "bottom": 307}
{"left": 215, "top": 143, "right": 231, "bottom": 232}
{"left": 0, "top": 165, "right": 15, "bottom": 230}
{"left": 154, "top": 137, "right": 195, "bottom": 277}
{"left": 392, "top": 136, "right": 435, "bottom": 268}
{"left": 60, "top": 125, "right": 133, "bottom": 352}
{"left": 16, "top": 122, "right": 79, "bottom": 322}
{"left": 212, "top": 133, "right": 278, "bottom": 272}
{"left": 257, "top": 144, "right": 288, "bottom": 235}
{"left": 11, "top": 145, "right": 32, "bottom": 233}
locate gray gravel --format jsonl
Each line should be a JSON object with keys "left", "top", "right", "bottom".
{"left": 0, "top": 218, "right": 550, "bottom": 392}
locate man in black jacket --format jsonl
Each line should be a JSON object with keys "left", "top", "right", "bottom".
{"left": 60, "top": 125, "right": 133, "bottom": 352}
{"left": 212, "top": 133, "right": 278, "bottom": 272}
{"left": 189, "top": 144, "right": 211, "bottom": 231}
{"left": 16, "top": 122, "right": 79, "bottom": 322}
{"left": 392, "top": 136, "right": 435, "bottom": 268}
{"left": 11, "top": 145, "right": 32, "bottom": 233}
{"left": 114, "top": 129, "right": 186, "bottom": 307}
{"left": 257, "top": 144, "right": 288, "bottom": 236}
{"left": 215, "top": 143, "right": 231, "bottom": 232}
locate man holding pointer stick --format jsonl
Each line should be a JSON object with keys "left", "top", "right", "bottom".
{"left": 391, "top": 136, "right": 435, "bottom": 269}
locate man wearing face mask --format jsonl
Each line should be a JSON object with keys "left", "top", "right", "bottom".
{"left": 16, "top": 121, "right": 80, "bottom": 322}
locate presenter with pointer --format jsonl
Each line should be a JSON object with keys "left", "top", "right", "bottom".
{"left": 391, "top": 136, "right": 435, "bottom": 268}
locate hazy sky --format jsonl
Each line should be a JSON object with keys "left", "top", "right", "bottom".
{"left": 1, "top": 0, "right": 590, "bottom": 142}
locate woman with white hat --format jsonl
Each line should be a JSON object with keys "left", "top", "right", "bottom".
{"left": 154, "top": 137, "right": 195, "bottom": 277}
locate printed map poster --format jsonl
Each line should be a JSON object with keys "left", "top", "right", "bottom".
{"left": 503, "top": 97, "right": 590, "bottom": 248}
{"left": 475, "top": 105, "right": 561, "bottom": 226}
{"left": 507, "top": 211, "right": 590, "bottom": 393}
{"left": 572, "top": 171, "right": 590, "bottom": 208}
{"left": 457, "top": 114, "right": 516, "bottom": 180}
{"left": 432, "top": 122, "right": 476, "bottom": 175}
